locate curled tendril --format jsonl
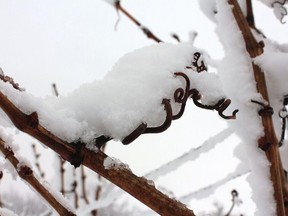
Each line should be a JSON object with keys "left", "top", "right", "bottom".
{"left": 173, "top": 72, "right": 190, "bottom": 120}
{"left": 225, "top": 189, "right": 241, "bottom": 216}
{"left": 122, "top": 98, "right": 173, "bottom": 145}
{"left": 216, "top": 99, "right": 239, "bottom": 120}
{"left": 251, "top": 100, "right": 274, "bottom": 116}
{"left": 191, "top": 89, "right": 238, "bottom": 119}
{"left": 144, "top": 99, "right": 172, "bottom": 134}
{"left": 272, "top": 1, "right": 287, "bottom": 24}
{"left": 97, "top": 52, "right": 238, "bottom": 146}
{"left": 174, "top": 72, "right": 190, "bottom": 103}
{"left": 122, "top": 123, "right": 147, "bottom": 145}
{"left": 191, "top": 52, "right": 207, "bottom": 72}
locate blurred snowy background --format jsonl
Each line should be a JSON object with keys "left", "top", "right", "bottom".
{"left": 0, "top": 0, "right": 287, "bottom": 215}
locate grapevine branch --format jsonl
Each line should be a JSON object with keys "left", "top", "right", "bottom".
{"left": 228, "top": 0, "right": 287, "bottom": 214}
{"left": 0, "top": 90, "right": 195, "bottom": 216}
{"left": 0, "top": 138, "right": 76, "bottom": 216}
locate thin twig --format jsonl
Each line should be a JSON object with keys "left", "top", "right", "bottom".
{"left": 171, "top": 33, "right": 181, "bottom": 42}
{"left": 114, "top": 2, "right": 162, "bottom": 43}
{"left": 81, "top": 165, "right": 89, "bottom": 205}
{"left": 91, "top": 144, "right": 106, "bottom": 216}
{"left": 52, "top": 83, "right": 67, "bottom": 196}
{"left": 52, "top": 83, "right": 59, "bottom": 97}
{"left": 91, "top": 174, "right": 102, "bottom": 216}
{"left": 60, "top": 158, "right": 66, "bottom": 195}
{"left": 72, "top": 169, "right": 79, "bottom": 209}
{"left": 31, "top": 143, "right": 45, "bottom": 178}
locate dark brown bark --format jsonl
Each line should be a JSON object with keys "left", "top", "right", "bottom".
{"left": 228, "top": 0, "right": 286, "bottom": 215}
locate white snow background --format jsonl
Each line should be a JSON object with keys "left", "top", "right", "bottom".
{"left": 0, "top": 0, "right": 287, "bottom": 215}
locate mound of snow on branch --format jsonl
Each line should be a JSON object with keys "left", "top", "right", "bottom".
{"left": 0, "top": 42, "right": 225, "bottom": 145}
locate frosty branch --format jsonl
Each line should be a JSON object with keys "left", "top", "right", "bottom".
{"left": 228, "top": 0, "right": 288, "bottom": 214}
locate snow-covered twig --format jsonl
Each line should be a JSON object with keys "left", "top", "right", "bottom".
{"left": 227, "top": 0, "right": 287, "bottom": 214}
{"left": 145, "top": 127, "right": 234, "bottom": 180}
{"left": 179, "top": 164, "right": 249, "bottom": 202}
{"left": 0, "top": 137, "right": 76, "bottom": 216}
{"left": 0, "top": 69, "right": 24, "bottom": 92}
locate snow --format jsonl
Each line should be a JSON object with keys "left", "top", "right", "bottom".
{"left": 273, "top": 1, "right": 287, "bottom": 23}
{"left": 0, "top": 208, "right": 18, "bottom": 216}
{"left": 0, "top": 129, "right": 19, "bottom": 180}
{"left": 254, "top": 39, "right": 288, "bottom": 136}
{"left": 255, "top": 45, "right": 288, "bottom": 97}
{"left": 254, "top": 38, "right": 288, "bottom": 96}
{"left": 0, "top": 128, "right": 18, "bottom": 152}
{"left": 215, "top": 0, "right": 276, "bottom": 215}
{"left": 103, "top": 156, "right": 130, "bottom": 170}
{"left": 102, "top": 0, "right": 119, "bottom": 6}
{"left": 198, "top": 0, "right": 218, "bottom": 22}
{"left": 198, "top": 0, "right": 247, "bottom": 22}
{"left": 0, "top": 42, "right": 227, "bottom": 146}
{"left": 41, "top": 180, "right": 75, "bottom": 214}
{"left": 257, "top": 0, "right": 288, "bottom": 22}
